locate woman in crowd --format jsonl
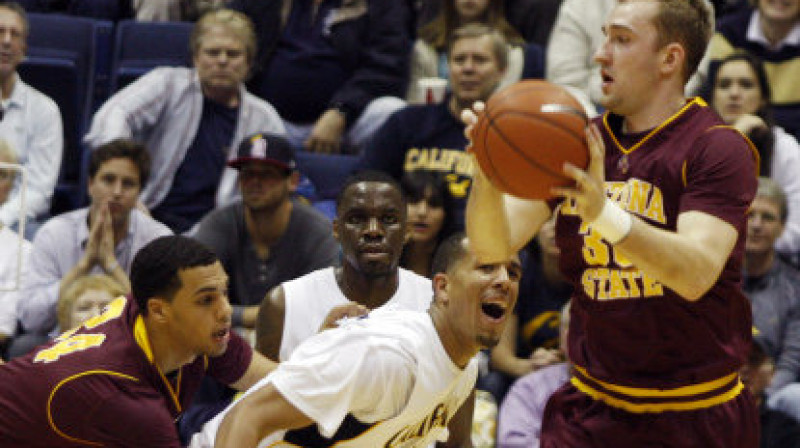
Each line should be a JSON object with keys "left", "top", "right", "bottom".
{"left": 399, "top": 171, "right": 455, "bottom": 278}
{"left": 708, "top": 51, "right": 800, "bottom": 254}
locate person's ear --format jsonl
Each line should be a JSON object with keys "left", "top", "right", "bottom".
{"left": 288, "top": 171, "right": 300, "bottom": 192}
{"left": 433, "top": 272, "right": 450, "bottom": 305}
{"left": 147, "top": 297, "right": 170, "bottom": 323}
{"left": 660, "top": 43, "right": 684, "bottom": 78}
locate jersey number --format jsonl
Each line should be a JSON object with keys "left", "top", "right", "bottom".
{"left": 33, "top": 297, "right": 126, "bottom": 364}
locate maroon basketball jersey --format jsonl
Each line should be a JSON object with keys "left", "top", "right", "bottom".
{"left": 0, "top": 296, "right": 251, "bottom": 447}
{"left": 556, "top": 99, "right": 757, "bottom": 398}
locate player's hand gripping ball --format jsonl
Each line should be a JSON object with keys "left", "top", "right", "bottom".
{"left": 470, "top": 80, "right": 589, "bottom": 199}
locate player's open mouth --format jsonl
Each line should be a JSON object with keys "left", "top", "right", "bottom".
{"left": 480, "top": 300, "right": 508, "bottom": 323}
{"left": 212, "top": 328, "right": 230, "bottom": 343}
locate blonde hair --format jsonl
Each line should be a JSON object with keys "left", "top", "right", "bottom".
{"left": 191, "top": 8, "right": 257, "bottom": 65}
{"left": 57, "top": 275, "right": 126, "bottom": 330}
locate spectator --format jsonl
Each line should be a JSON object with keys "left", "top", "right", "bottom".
{"left": 229, "top": 0, "right": 410, "bottom": 154}
{"left": 85, "top": 8, "right": 285, "bottom": 234}
{"left": 0, "top": 2, "right": 63, "bottom": 239}
{"left": 359, "top": 23, "right": 506, "bottom": 229}
{"left": 408, "top": 0, "right": 525, "bottom": 103}
{"left": 742, "top": 177, "right": 800, "bottom": 420}
{"left": 0, "top": 236, "right": 275, "bottom": 447}
{"left": 56, "top": 274, "right": 125, "bottom": 332}
{"left": 256, "top": 170, "right": 432, "bottom": 362}
{"left": 133, "top": 0, "right": 227, "bottom": 21}
{"left": 192, "top": 133, "right": 339, "bottom": 330}
{"left": 741, "top": 336, "right": 800, "bottom": 448}
{"left": 704, "top": 0, "right": 800, "bottom": 137}
{"left": 0, "top": 139, "right": 30, "bottom": 357}
{"left": 497, "top": 301, "right": 571, "bottom": 448}
{"left": 12, "top": 140, "right": 171, "bottom": 357}
{"left": 708, "top": 51, "right": 800, "bottom": 253}
{"left": 399, "top": 170, "right": 456, "bottom": 278}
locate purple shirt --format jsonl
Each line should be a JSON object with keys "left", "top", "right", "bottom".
{"left": 498, "top": 363, "right": 570, "bottom": 447}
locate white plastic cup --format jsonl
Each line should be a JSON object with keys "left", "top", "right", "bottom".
{"left": 418, "top": 77, "right": 448, "bottom": 104}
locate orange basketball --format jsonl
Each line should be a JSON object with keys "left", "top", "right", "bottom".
{"left": 471, "top": 80, "right": 589, "bottom": 200}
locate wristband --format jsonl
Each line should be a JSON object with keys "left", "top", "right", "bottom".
{"left": 589, "top": 198, "right": 632, "bottom": 245}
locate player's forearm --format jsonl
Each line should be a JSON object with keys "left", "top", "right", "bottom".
{"left": 613, "top": 215, "right": 734, "bottom": 301}
{"left": 466, "top": 168, "right": 513, "bottom": 262}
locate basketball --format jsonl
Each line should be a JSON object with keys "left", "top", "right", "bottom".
{"left": 471, "top": 80, "right": 589, "bottom": 200}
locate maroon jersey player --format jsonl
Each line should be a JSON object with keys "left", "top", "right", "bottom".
{"left": 0, "top": 236, "right": 274, "bottom": 447}
{"left": 465, "top": 0, "right": 759, "bottom": 447}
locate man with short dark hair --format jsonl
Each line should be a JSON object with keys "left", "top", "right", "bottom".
{"left": 14, "top": 140, "right": 171, "bottom": 355}
{"left": 0, "top": 235, "right": 275, "bottom": 447}
{"left": 191, "top": 233, "right": 521, "bottom": 447}
{"left": 255, "top": 170, "right": 433, "bottom": 362}
{"left": 193, "top": 133, "right": 339, "bottom": 329}
{"left": 0, "top": 2, "right": 63, "bottom": 237}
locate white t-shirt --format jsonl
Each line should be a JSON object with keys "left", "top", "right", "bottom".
{"left": 0, "top": 227, "right": 30, "bottom": 336}
{"left": 191, "top": 309, "right": 479, "bottom": 448}
{"left": 279, "top": 267, "right": 433, "bottom": 361}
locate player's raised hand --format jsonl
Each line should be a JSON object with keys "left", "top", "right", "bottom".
{"left": 552, "top": 123, "right": 607, "bottom": 223}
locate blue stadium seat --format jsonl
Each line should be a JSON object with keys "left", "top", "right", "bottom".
{"left": 110, "top": 20, "right": 193, "bottom": 93}
{"left": 296, "top": 152, "right": 360, "bottom": 201}
{"left": 18, "top": 13, "right": 113, "bottom": 213}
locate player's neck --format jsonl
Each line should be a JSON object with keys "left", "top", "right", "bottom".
{"left": 143, "top": 318, "right": 196, "bottom": 373}
{"left": 623, "top": 92, "right": 686, "bottom": 134}
{"left": 335, "top": 265, "right": 400, "bottom": 310}
{"left": 428, "top": 306, "right": 474, "bottom": 369}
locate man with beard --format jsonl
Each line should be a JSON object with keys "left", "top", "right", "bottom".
{"left": 191, "top": 233, "right": 521, "bottom": 447}
{"left": 192, "top": 133, "right": 338, "bottom": 331}
{"left": 254, "top": 170, "right": 433, "bottom": 362}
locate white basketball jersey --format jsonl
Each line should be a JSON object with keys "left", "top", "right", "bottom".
{"left": 279, "top": 267, "right": 433, "bottom": 361}
{"left": 190, "top": 310, "right": 479, "bottom": 448}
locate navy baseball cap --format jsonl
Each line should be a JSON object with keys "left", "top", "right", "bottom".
{"left": 227, "top": 133, "right": 297, "bottom": 173}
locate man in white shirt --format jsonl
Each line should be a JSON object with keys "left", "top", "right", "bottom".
{"left": 0, "top": 2, "right": 63, "bottom": 237}
{"left": 193, "top": 233, "right": 521, "bottom": 447}
{"left": 256, "top": 170, "right": 433, "bottom": 362}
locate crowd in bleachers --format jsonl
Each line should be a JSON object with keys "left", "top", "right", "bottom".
{"left": 0, "top": 0, "right": 799, "bottom": 445}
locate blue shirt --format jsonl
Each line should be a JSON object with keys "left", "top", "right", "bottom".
{"left": 257, "top": 0, "right": 349, "bottom": 123}
{"left": 359, "top": 100, "right": 472, "bottom": 229}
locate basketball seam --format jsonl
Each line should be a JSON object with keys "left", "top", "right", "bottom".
{"left": 484, "top": 111, "right": 574, "bottom": 182}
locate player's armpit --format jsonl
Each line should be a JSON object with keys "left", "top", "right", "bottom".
{"left": 255, "top": 285, "right": 287, "bottom": 361}
{"left": 215, "top": 383, "right": 314, "bottom": 448}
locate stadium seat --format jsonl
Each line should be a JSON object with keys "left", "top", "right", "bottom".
{"left": 296, "top": 152, "right": 360, "bottom": 201}
{"left": 110, "top": 20, "right": 193, "bottom": 93}
{"left": 18, "top": 13, "right": 113, "bottom": 213}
